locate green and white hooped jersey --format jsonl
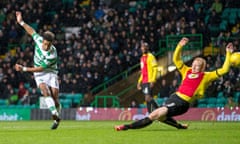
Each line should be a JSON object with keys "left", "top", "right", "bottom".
{"left": 32, "top": 33, "right": 58, "bottom": 75}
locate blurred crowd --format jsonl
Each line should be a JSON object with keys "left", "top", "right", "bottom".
{"left": 0, "top": 0, "right": 240, "bottom": 106}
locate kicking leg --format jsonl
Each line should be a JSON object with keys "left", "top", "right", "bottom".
{"left": 50, "top": 87, "right": 61, "bottom": 115}
{"left": 49, "top": 86, "right": 61, "bottom": 130}
{"left": 39, "top": 84, "right": 60, "bottom": 129}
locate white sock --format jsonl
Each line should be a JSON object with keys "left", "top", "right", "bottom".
{"left": 44, "top": 96, "right": 58, "bottom": 116}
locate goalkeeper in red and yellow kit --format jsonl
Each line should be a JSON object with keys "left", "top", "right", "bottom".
{"left": 115, "top": 37, "right": 234, "bottom": 131}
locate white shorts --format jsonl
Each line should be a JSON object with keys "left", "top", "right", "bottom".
{"left": 34, "top": 72, "right": 59, "bottom": 89}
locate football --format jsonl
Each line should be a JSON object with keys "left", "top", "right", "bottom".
{"left": 230, "top": 52, "right": 240, "bottom": 67}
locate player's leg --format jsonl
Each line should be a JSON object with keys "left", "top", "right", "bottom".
{"left": 35, "top": 73, "right": 60, "bottom": 129}
{"left": 143, "top": 83, "right": 158, "bottom": 113}
{"left": 47, "top": 73, "right": 61, "bottom": 129}
{"left": 161, "top": 94, "right": 189, "bottom": 129}
{"left": 49, "top": 86, "right": 61, "bottom": 129}
{"left": 115, "top": 107, "right": 168, "bottom": 131}
{"left": 146, "top": 96, "right": 158, "bottom": 113}
{"left": 163, "top": 117, "right": 188, "bottom": 129}
{"left": 49, "top": 87, "right": 61, "bottom": 114}
{"left": 115, "top": 117, "right": 153, "bottom": 131}
{"left": 39, "top": 83, "right": 59, "bottom": 117}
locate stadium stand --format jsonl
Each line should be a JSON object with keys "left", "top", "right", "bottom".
{"left": 0, "top": 0, "right": 240, "bottom": 108}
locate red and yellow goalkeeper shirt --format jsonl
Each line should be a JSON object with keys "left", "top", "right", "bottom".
{"left": 138, "top": 53, "right": 158, "bottom": 84}
{"left": 173, "top": 44, "right": 231, "bottom": 103}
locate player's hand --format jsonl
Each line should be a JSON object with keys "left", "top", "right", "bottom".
{"left": 178, "top": 37, "right": 189, "bottom": 47}
{"left": 226, "top": 42, "right": 234, "bottom": 53}
{"left": 15, "top": 64, "right": 23, "bottom": 71}
{"left": 16, "top": 11, "right": 23, "bottom": 23}
{"left": 150, "top": 82, "right": 154, "bottom": 88}
{"left": 137, "top": 83, "right": 141, "bottom": 90}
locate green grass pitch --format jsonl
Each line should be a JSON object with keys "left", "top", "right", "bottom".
{"left": 0, "top": 121, "right": 239, "bottom": 144}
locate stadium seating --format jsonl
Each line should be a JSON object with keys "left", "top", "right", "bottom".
{"left": 207, "top": 103, "right": 216, "bottom": 108}
{"left": 59, "top": 93, "right": 84, "bottom": 108}
{"left": 0, "top": 99, "right": 7, "bottom": 105}
{"left": 197, "top": 98, "right": 207, "bottom": 105}
{"left": 91, "top": 95, "right": 120, "bottom": 108}
{"left": 207, "top": 97, "right": 217, "bottom": 105}
{"left": 217, "top": 91, "right": 224, "bottom": 98}
{"left": 139, "top": 103, "right": 146, "bottom": 108}
{"left": 215, "top": 103, "right": 225, "bottom": 108}
{"left": 155, "top": 97, "right": 167, "bottom": 106}
{"left": 233, "top": 92, "right": 240, "bottom": 103}
{"left": 216, "top": 97, "right": 227, "bottom": 105}
{"left": 197, "top": 96, "right": 227, "bottom": 108}
{"left": 198, "top": 103, "right": 207, "bottom": 108}
{"left": 60, "top": 99, "right": 72, "bottom": 108}
{"left": 71, "top": 93, "right": 84, "bottom": 106}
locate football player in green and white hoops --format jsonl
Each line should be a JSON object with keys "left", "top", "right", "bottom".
{"left": 15, "top": 11, "right": 61, "bottom": 130}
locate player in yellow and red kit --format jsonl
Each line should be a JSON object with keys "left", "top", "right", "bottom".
{"left": 137, "top": 42, "right": 159, "bottom": 113}
{"left": 115, "top": 37, "right": 234, "bottom": 131}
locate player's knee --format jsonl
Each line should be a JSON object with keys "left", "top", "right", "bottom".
{"left": 145, "top": 95, "right": 152, "bottom": 102}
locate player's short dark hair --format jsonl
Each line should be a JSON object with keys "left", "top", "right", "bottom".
{"left": 143, "top": 42, "right": 148, "bottom": 47}
{"left": 142, "top": 42, "right": 149, "bottom": 48}
{"left": 43, "top": 31, "right": 55, "bottom": 42}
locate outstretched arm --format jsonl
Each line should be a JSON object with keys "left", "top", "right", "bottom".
{"left": 15, "top": 64, "right": 44, "bottom": 73}
{"left": 216, "top": 43, "right": 234, "bottom": 75}
{"left": 173, "top": 37, "right": 189, "bottom": 69}
{"left": 137, "top": 71, "right": 142, "bottom": 90}
{"left": 16, "top": 11, "right": 35, "bottom": 36}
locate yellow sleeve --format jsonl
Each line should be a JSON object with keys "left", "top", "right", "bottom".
{"left": 206, "top": 51, "right": 232, "bottom": 81}
{"left": 201, "top": 51, "right": 232, "bottom": 87}
{"left": 138, "top": 74, "right": 142, "bottom": 84}
{"left": 173, "top": 44, "right": 189, "bottom": 77}
{"left": 216, "top": 51, "right": 231, "bottom": 75}
{"left": 173, "top": 44, "right": 185, "bottom": 70}
{"left": 151, "top": 55, "right": 158, "bottom": 82}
